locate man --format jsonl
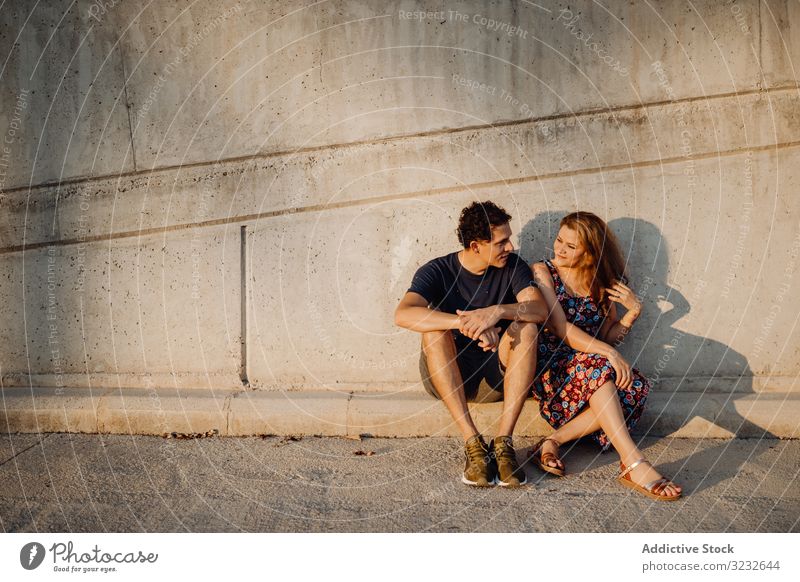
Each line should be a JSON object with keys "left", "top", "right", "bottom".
{"left": 395, "top": 200, "right": 548, "bottom": 487}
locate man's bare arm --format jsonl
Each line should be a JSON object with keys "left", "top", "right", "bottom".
{"left": 494, "top": 285, "right": 549, "bottom": 324}
{"left": 456, "top": 285, "right": 547, "bottom": 339}
{"left": 394, "top": 292, "right": 460, "bottom": 332}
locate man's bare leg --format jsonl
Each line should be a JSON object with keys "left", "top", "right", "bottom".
{"left": 496, "top": 322, "right": 538, "bottom": 437}
{"left": 421, "top": 330, "right": 480, "bottom": 441}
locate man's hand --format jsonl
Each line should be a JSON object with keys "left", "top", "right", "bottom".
{"left": 477, "top": 326, "right": 501, "bottom": 352}
{"left": 456, "top": 306, "right": 501, "bottom": 340}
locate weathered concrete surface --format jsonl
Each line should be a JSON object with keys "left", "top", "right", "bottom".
{"left": 2, "top": 388, "right": 798, "bottom": 439}
{"left": 244, "top": 146, "right": 800, "bottom": 389}
{"left": 1, "top": 1, "right": 799, "bottom": 423}
{"left": 2, "top": 0, "right": 795, "bottom": 188}
{"left": 1, "top": 433, "right": 797, "bottom": 532}
{"left": 0, "top": 0, "right": 133, "bottom": 189}
{"left": 0, "top": 225, "right": 243, "bottom": 390}
{"left": 6, "top": 88, "right": 799, "bottom": 250}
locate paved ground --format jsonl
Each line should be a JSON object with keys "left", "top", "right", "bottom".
{"left": 1, "top": 433, "right": 798, "bottom": 532}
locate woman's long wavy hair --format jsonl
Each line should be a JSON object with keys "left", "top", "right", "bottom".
{"left": 560, "top": 211, "right": 628, "bottom": 314}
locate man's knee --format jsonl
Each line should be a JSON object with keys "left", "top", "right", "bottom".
{"left": 421, "top": 329, "right": 455, "bottom": 355}
{"left": 507, "top": 321, "right": 538, "bottom": 344}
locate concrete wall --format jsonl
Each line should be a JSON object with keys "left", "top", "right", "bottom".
{"left": 1, "top": 0, "right": 799, "bottom": 394}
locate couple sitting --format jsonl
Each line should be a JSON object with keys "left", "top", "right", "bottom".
{"left": 394, "top": 201, "right": 682, "bottom": 501}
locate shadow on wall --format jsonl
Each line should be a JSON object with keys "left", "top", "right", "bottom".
{"left": 518, "top": 211, "right": 775, "bottom": 493}
{"left": 518, "top": 211, "right": 772, "bottom": 438}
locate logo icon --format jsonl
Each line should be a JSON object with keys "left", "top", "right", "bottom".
{"left": 20, "top": 542, "right": 46, "bottom": 570}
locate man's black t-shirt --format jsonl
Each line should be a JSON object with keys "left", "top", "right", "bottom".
{"left": 407, "top": 251, "right": 536, "bottom": 351}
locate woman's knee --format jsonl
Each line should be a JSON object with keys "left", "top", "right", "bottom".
{"left": 589, "top": 379, "right": 618, "bottom": 402}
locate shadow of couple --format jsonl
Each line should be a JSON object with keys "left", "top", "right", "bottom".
{"left": 515, "top": 212, "right": 776, "bottom": 496}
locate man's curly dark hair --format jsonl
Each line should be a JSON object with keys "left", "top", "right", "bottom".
{"left": 456, "top": 200, "right": 512, "bottom": 248}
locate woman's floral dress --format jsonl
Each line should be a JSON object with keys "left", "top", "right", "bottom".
{"left": 532, "top": 259, "right": 651, "bottom": 450}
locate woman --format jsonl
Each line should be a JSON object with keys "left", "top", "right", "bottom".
{"left": 530, "top": 211, "right": 682, "bottom": 501}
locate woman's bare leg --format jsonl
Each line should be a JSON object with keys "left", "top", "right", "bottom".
{"left": 552, "top": 407, "right": 600, "bottom": 443}
{"left": 538, "top": 407, "right": 601, "bottom": 470}
{"left": 540, "top": 383, "right": 681, "bottom": 495}
{"left": 587, "top": 382, "right": 681, "bottom": 496}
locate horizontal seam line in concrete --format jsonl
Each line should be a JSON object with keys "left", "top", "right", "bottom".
{"left": 1, "top": 83, "right": 797, "bottom": 197}
{"left": 96, "top": 386, "right": 123, "bottom": 409}
{"left": 2, "top": 137, "right": 799, "bottom": 256}
{"left": 0, "top": 433, "right": 51, "bottom": 467}
{"left": 0, "top": 375, "right": 795, "bottom": 398}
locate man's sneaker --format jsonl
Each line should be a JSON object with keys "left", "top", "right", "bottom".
{"left": 462, "top": 435, "right": 496, "bottom": 487}
{"left": 491, "top": 436, "right": 527, "bottom": 487}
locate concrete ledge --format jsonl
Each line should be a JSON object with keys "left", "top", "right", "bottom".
{"left": 348, "top": 392, "right": 457, "bottom": 437}
{"left": 97, "top": 387, "right": 233, "bottom": 436}
{"left": 729, "top": 393, "right": 800, "bottom": 438}
{"left": 1, "top": 387, "right": 798, "bottom": 439}
{"left": 0, "top": 387, "right": 105, "bottom": 433}
{"left": 228, "top": 390, "right": 350, "bottom": 436}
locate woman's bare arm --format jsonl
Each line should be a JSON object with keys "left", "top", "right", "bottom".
{"left": 532, "top": 262, "right": 633, "bottom": 389}
{"left": 601, "top": 282, "right": 643, "bottom": 345}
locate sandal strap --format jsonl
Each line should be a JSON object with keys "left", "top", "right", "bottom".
{"left": 535, "top": 438, "right": 563, "bottom": 468}
{"left": 534, "top": 437, "right": 560, "bottom": 452}
{"left": 618, "top": 458, "right": 649, "bottom": 479}
{"left": 540, "top": 452, "right": 559, "bottom": 464}
{"left": 646, "top": 477, "right": 673, "bottom": 494}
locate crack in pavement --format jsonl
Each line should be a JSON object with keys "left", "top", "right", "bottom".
{"left": 0, "top": 433, "right": 52, "bottom": 468}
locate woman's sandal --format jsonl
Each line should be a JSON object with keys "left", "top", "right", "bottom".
{"left": 617, "top": 459, "right": 682, "bottom": 501}
{"left": 531, "top": 437, "right": 565, "bottom": 477}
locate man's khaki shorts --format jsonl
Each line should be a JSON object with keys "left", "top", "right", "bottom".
{"left": 419, "top": 334, "right": 505, "bottom": 403}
